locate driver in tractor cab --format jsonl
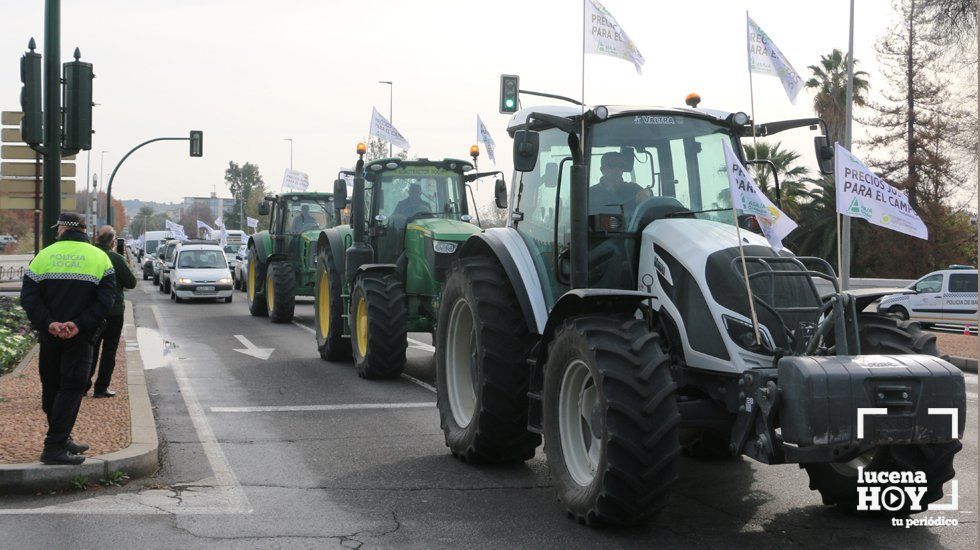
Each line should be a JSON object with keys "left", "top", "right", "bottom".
{"left": 291, "top": 204, "right": 320, "bottom": 233}
{"left": 589, "top": 151, "right": 651, "bottom": 216}
{"left": 393, "top": 183, "right": 431, "bottom": 220}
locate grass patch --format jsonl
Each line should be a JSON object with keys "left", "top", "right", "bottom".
{"left": 100, "top": 471, "right": 129, "bottom": 487}
{"left": 0, "top": 296, "right": 35, "bottom": 376}
{"left": 69, "top": 475, "right": 89, "bottom": 491}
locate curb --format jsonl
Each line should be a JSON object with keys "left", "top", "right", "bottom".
{"left": 0, "top": 302, "right": 158, "bottom": 493}
{"left": 947, "top": 355, "right": 978, "bottom": 374}
{"left": 0, "top": 342, "right": 38, "bottom": 382}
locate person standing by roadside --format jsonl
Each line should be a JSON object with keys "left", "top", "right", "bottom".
{"left": 90, "top": 226, "right": 136, "bottom": 398}
{"left": 20, "top": 213, "right": 115, "bottom": 465}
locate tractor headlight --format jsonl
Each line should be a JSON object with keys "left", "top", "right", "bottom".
{"left": 723, "top": 315, "right": 775, "bottom": 352}
{"left": 432, "top": 240, "right": 458, "bottom": 254}
{"left": 178, "top": 277, "right": 193, "bottom": 284}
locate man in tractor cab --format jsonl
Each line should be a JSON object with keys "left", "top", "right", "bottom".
{"left": 392, "top": 183, "right": 432, "bottom": 220}
{"left": 589, "top": 151, "right": 651, "bottom": 216}
{"left": 290, "top": 203, "right": 320, "bottom": 233}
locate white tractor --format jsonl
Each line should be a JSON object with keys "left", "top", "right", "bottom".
{"left": 433, "top": 80, "right": 966, "bottom": 526}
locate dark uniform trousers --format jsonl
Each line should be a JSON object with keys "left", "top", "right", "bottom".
{"left": 38, "top": 332, "right": 93, "bottom": 446}
{"left": 90, "top": 314, "right": 124, "bottom": 392}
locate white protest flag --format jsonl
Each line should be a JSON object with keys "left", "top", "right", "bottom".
{"left": 476, "top": 115, "right": 496, "bottom": 165}
{"left": 584, "top": 0, "right": 645, "bottom": 74}
{"left": 196, "top": 220, "right": 214, "bottom": 235}
{"left": 214, "top": 217, "right": 225, "bottom": 228}
{"left": 219, "top": 226, "right": 228, "bottom": 248}
{"left": 834, "top": 143, "right": 928, "bottom": 240}
{"left": 282, "top": 169, "right": 310, "bottom": 192}
{"left": 165, "top": 219, "right": 187, "bottom": 241}
{"left": 722, "top": 140, "right": 798, "bottom": 251}
{"left": 746, "top": 15, "right": 805, "bottom": 105}
{"left": 246, "top": 216, "right": 259, "bottom": 229}
{"left": 369, "top": 107, "right": 410, "bottom": 151}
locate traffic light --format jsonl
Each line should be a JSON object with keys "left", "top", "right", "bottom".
{"left": 62, "top": 48, "right": 94, "bottom": 153}
{"left": 189, "top": 130, "right": 203, "bottom": 157}
{"left": 499, "top": 74, "right": 520, "bottom": 114}
{"left": 19, "top": 39, "right": 42, "bottom": 146}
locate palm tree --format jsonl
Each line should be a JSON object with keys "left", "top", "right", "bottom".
{"left": 805, "top": 49, "right": 870, "bottom": 147}
{"left": 791, "top": 176, "right": 839, "bottom": 265}
{"left": 743, "top": 141, "right": 808, "bottom": 220}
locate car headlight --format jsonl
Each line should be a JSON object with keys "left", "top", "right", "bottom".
{"left": 432, "top": 240, "right": 458, "bottom": 254}
{"left": 218, "top": 278, "right": 232, "bottom": 285}
{"left": 178, "top": 277, "right": 192, "bottom": 284}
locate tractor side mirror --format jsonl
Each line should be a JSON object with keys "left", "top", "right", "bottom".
{"left": 494, "top": 178, "right": 508, "bottom": 209}
{"left": 333, "top": 179, "right": 348, "bottom": 210}
{"left": 257, "top": 200, "right": 270, "bottom": 216}
{"left": 512, "top": 130, "right": 539, "bottom": 172}
{"left": 814, "top": 136, "right": 834, "bottom": 175}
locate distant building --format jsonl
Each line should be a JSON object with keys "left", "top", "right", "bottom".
{"left": 179, "top": 192, "right": 235, "bottom": 222}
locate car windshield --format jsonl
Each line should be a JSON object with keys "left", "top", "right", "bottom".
{"left": 223, "top": 244, "right": 239, "bottom": 253}
{"left": 587, "top": 114, "right": 739, "bottom": 225}
{"left": 145, "top": 240, "right": 160, "bottom": 254}
{"left": 177, "top": 249, "right": 227, "bottom": 269}
{"left": 285, "top": 199, "right": 333, "bottom": 233}
{"left": 369, "top": 166, "right": 464, "bottom": 226}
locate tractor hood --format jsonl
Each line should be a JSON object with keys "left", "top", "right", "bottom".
{"left": 407, "top": 218, "right": 480, "bottom": 242}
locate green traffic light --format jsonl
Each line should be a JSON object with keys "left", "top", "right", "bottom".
{"left": 505, "top": 99, "right": 515, "bottom": 108}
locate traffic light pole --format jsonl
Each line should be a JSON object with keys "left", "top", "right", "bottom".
{"left": 104, "top": 136, "right": 189, "bottom": 226}
{"left": 41, "top": 0, "right": 61, "bottom": 246}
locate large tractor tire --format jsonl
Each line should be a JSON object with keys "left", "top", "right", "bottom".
{"left": 543, "top": 315, "right": 681, "bottom": 526}
{"left": 803, "top": 313, "right": 958, "bottom": 513}
{"left": 314, "top": 249, "right": 351, "bottom": 361}
{"left": 435, "top": 256, "right": 540, "bottom": 463}
{"left": 266, "top": 261, "right": 297, "bottom": 323}
{"left": 350, "top": 273, "right": 407, "bottom": 379}
{"left": 246, "top": 247, "right": 268, "bottom": 317}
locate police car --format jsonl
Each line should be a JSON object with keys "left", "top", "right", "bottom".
{"left": 878, "top": 265, "right": 978, "bottom": 325}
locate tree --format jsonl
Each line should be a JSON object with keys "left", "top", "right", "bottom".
{"left": 743, "top": 141, "right": 809, "bottom": 220}
{"left": 804, "top": 49, "right": 871, "bottom": 147}
{"left": 180, "top": 203, "right": 214, "bottom": 238}
{"left": 365, "top": 137, "right": 409, "bottom": 162}
{"left": 224, "top": 161, "right": 266, "bottom": 230}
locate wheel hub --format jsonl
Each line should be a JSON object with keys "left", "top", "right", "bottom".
{"left": 446, "top": 298, "right": 477, "bottom": 428}
{"left": 559, "top": 359, "right": 601, "bottom": 486}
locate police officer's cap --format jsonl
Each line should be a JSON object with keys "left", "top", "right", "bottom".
{"left": 51, "top": 212, "right": 87, "bottom": 230}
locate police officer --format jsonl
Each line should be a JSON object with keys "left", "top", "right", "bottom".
{"left": 20, "top": 212, "right": 115, "bottom": 465}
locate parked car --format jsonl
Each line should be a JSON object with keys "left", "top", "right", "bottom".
{"left": 232, "top": 245, "right": 248, "bottom": 290}
{"left": 169, "top": 243, "right": 234, "bottom": 303}
{"left": 157, "top": 240, "right": 181, "bottom": 294}
{"left": 0, "top": 235, "right": 18, "bottom": 245}
{"left": 879, "top": 265, "right": 978, "bottom": 326}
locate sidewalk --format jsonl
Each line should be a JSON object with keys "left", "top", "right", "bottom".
{"left": 0, "top": 302, "right": 158, "bottom": 492}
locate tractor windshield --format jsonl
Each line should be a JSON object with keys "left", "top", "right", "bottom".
{"left": 284, "top": 199, "right": 333, "bottom": 234}
{"left": 371, "top": 167, "right": 465, "bottom": 228}
{"left": 588, "top": 114, "right": 738, "bottom": 226}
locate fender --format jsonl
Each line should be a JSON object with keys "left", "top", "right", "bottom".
{"left": 317, "top": 228, "right": 348, "bottom": 277}
{"left": 848, "top": 287, "right": 915, "bottom": 313}
{"left": 247, "top": 232, "right": 274, "bottom": 265}
{"left": 458, "top": 228, "right": 548, "bottom": 335}
{"left": 355, "top": 263, "right": 397, "bottom": 279}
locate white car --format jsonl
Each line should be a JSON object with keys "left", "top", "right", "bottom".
{"left": 169, "top": 243, "right": 235, "bottom": 303}
{"left": 878, "top": 266, "right": 978, "bottom": 325}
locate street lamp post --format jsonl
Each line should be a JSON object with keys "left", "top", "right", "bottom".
{"left": 284, "top": 138, "right": 293, "bottom": 170}
{"left": 379, "top": 80, "right": 393, "bottom": 157}
{"left": 98, "top": 150, "right": 108, "bottom": 226}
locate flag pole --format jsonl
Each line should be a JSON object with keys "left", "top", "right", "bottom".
{"left": 746, "top": 11, "right": 758, "bottom": 151}
{"left": 739, "top": 12, "right": 762, "bottom": 347}
{"left": 581, "top": 0, "right": 587, "bottom": 157}
{"left": 840, "top": 0, "right": 856, "bottom": 290}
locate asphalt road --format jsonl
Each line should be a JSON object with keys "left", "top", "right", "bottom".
{"left": 0, "top": 280, "right": 977, "bottom": 549}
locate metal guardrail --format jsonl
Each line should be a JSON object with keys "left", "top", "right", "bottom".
{"left": 0, "top": 267, "right": 27, "bottom": 282}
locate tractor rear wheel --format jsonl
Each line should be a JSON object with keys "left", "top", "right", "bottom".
{"left": 246, "top": 247, "right": 268, "bottom": 317}
{"left": 266, "top": 261, "right": 296, "bottom": 323}
{"left": 803, "top": 313, "right": 958, "bottom": 513}
{"left": 543, "top": 315, "right": 681, "bottom": 526}
{"left": 435, "top": 256, "right": 539, "bottom": 463}
{"left": 314, "top": 249, "right": 351, "bottom": 361}
{"left": 350, "top": 273, "right": 407, "bottom": 379}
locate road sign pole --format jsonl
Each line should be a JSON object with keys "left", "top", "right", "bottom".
{"left": 34, "top": 151, "right": 40, "bottom": 254}
{"left": 42, "top": 0, "right": 62, "bottom": 246}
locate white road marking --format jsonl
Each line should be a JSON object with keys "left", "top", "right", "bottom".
{"left": 232, "top": 334, "right": 274, "bottom": 360}
{"left": 211, "top": 402, "right": 435, "bottom": 413}
{"left": 407, "top": 337, "right": 435, "bottom": 352}
{"left": 964, "top": 374, "right": 977, "bottom": 386}
{"left": 401, "top": 373, "right": 437, "bottom": 393}
{"left": 292, "top": 320, "right": 315, "bottom": 335}
{"left": 967, "top": 391, "right": 978, "bottom": 401}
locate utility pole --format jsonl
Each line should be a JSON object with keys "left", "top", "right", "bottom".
{"left": 840, "top": 0, "right": 856, "bottom": 290}
{"left": 85, "top": 150, "right": 91, "bottom": 237}
{"left": 379, "top": 80, "right": 393, "bottom": 157}
{"left": 41, "top": 0, "right": 61, "bottom": 246}
{"left": 284, "top": 138, "right": 293, "bottom": 169}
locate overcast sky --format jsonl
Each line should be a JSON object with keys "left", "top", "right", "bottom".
{"left": 2, "top": 0, "right": 897, "bottom": 207}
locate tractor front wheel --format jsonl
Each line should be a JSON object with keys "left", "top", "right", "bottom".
{"left": 266, "top": 261, "right": 296, "bottom": 323}
{"left": 246, "top": 247, "right": 268, "bottom": 317}
{"left": 543, "top": 316, "right": 681, "bottom": 526}
{"left": 314, "top": 250, "right": 351, "bottom": 361}
{"left": 350, "top": 273, "right": 407, "bottom": 379}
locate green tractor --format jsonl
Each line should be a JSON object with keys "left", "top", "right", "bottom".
{"left": 246, "top": 191, "right": 340, "bottom": 322}
{"left": 313, "top": 143, "right": 501, "bottom": 378}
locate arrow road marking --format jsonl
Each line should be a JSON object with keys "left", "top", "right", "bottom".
{"left": 233, "top": 334, "right": 274, "bottom": 360}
